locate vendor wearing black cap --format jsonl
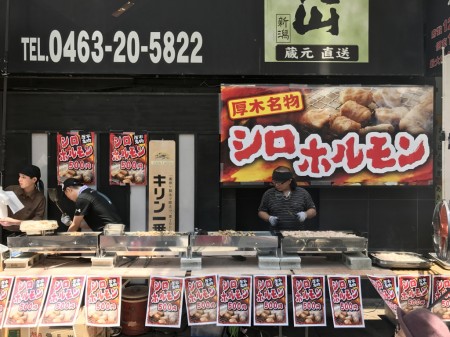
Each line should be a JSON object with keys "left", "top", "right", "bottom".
{"left": 258, "top": 166, "right": 316, "bottom": 230}
{"left": 0, "top": 164, "right": 46, "bottom": 233}
{"left": 61, "top": 178, "right": 122, "bottom": 232}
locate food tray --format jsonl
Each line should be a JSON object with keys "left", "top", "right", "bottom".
{"left": 369, "top": 251, "right": 432, "bottom": 269}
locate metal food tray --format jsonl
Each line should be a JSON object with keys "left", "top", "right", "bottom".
{"left": 7, "top": 232, "right": 101, "bottom": 254}
{"left": 281, "top": 234, "right": 368, "bottom": 254}
{"left": 100, "top": 232, "right": 189, "bottom": 256}
{"left": 370, "top": 251, "right": 432, "bottom": 269}
{"left": 191, "top": 231, "right": 278, "bottom": 255}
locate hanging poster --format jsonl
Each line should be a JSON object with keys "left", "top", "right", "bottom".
{"left": 4, "top": 276, "right": 50, "bottom": 328}
{"left": 0, "top": 276, "right": 14, "bottom": 328}
{"left": 253, "top": 275, "right": 288, "bottom": 326}
{"left": 57, "top": 131, "right": 96, "bottom": 185}
{"left": 110, "top": 132, "right": 148, "bottom": 186}
{"left": 431, "top": 275, "right": 450, "bottom": 321}
{"left": 368, "top": 275, "right": 399, "bottom": 318}
{"left": 184, "top": 275, "right": 218, "bottom": 326}
{"left": 327, "top": 275, "right": 364, "bottom": 328}
{"left": 398, "top": 275, "right": 431, "bottom": 313}
{"left": 85, "top": 276, "right": 121, "bottom": 327}
{"left": 146, "top": 276, "right": 184, "bottom": 328}
{"left": 148, "top": 140, "right": 176, "bottom": 231}
{"left": 40, "top": 275, "right": 86, "bottom": 326}
{"left": 217, "top": 275, "right": 252, "bottom": 327}
{"left": 220, "top": 84, "right": 433, "bottom": 186}
{"left": 291, "top": 275, "right": 326, "bottom": 327}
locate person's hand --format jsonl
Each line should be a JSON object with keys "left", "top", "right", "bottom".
{"left": 61, "top": 214, "right": 72, "bottom": 227}
{"left": 297, "top": 212, "right": 307, "bottom": 222}
{"left": 268, "top": 216, "right": 278, "bottom": 226}
{"left": 0, "top": 217, "right": 20, "bottom": 227}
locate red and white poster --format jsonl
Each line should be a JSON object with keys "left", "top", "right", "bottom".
{"left": 368, "top": 275, "right": 399, "bottom": 317}
{"left": 57, "top": 131, "right": 96, "bottom": 185}
{"left": 0, "top": 276, "right": 14, "bottom": 328}
{"left": 220, "top": 85, "right": 433, "bottom": 186}
{"left": 4, "top": 276, "right": 50, "bottom": 328}
{"left": 431, "top": 275, "right": 450, "bottom": 321}
{"left": 217, "top": 275, "right": 252, "bottom": 327}
{"left": 40, "top": 275, "right": 86, "bottom": 326}
{"left": 398, "top": 275, "right": 431, "bottom": 313}
{"left": 253, "top": 275, "right": 288, "bottom": 326}
{"left": 146, "top": 276, "right": 184, "bottom": 328}
{"left": 291, "top": 275, "right": 326, "bottom": 327}
{"left": 109, "top": 132, "right": 148, "bottom": 186}
{"left": 184, "top": 275, "right": 218, "bottom": 325}
{"left": 327, "top": 275, "right": 365, "bottom": 328}
{"left": 85, "top": 276, "right": 121, "bottom": 327}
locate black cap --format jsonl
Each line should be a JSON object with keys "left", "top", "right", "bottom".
{"left": 62, "top": 178, "right": 84, "bottom": 191}
{"left": 19, "top": 165, "right": 41, "bottom": 180}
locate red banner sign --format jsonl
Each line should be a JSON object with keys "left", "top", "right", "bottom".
{"left": 184, "top": 275, "right": 218, "bottom": 326}
{"left": 253, "top": 275, "right": 288, "bottom": 326}
{"left": 398, "top": 275, "right": 431, "bottom": 313}
{"left": 217, "top": 275, "right": 252, "bottom": 327}
{"left": 368, "top": 275, "right": 399, "bottom": 317}
{"left": 292, "top": 275, "right": 326, "bottom": 327}
{"left": 85, "top": 276, "right": 121, "bottom": 327}
{"left": 431, "top": 275, "right": 450, "bottom": 321}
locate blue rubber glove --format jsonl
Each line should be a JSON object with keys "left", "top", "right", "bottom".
{"left": 297, "top": 212, "right": 307, "bottom": 222}
{"left": 61, "top": 214, "right": 72, "bottom": 227}
{"left": 268, "top": 216, "right": 278, "bottom": 226}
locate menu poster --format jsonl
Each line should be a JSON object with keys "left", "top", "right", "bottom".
{"left": 4, "top": 276, "right": 50, "bottom": 328}
{"left": 430, "top": 275, "right": 450, "bottom": 320}
{"left": 184, "top": 275, "right": 218, "bottom": 325}
{"left": 57, "top": 131, "right": 96, "bottom": 185}
{"left": 0, "top": 277, "right": 14, "bottom": 328}
{"left": 398, "top": 275, "right": 431, "bottom": 313}
{"left": 291, "top": 275, "right": 326, "bottom": 327}
{"left": 327, "top": 275, "right": 364, "bottom": 328}
{"left": 146, "top": 276, "right": 184, "bottom": 328}
{"left": 217, "top": 275, "right": 252, "bottom": 327}
{"left": 253, "top": 275, "right": 288, "bottom": 326}
{"left": 109, "top": 132, "right": 148, "bottom": 186}
{"left": 368, "top": 275, "right": 399, "bottom": 317}
{"left": 85, "top": 276, "right": 122, "bottom": 327}
{"left": 40, "top": 276, "right": 86, "bottom": 326}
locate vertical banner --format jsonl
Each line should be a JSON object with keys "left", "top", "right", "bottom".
{"left": 57, "top": 131, "right": 96, "bottom": 185}
{"left": 85, "top": 276, "right": 122, "bottom": 327}
{"left": 217, "top": 275, "right": 252, "bottom": 327}
{"left": 40, "top": 275, "right": 86, "bottom": 326}
{"left": 148, "top": 140, "right": 176, "bottom": 231}
{"left": 253, "top": 275, "right": 288, "bottom": 326}
{"left": 109, "top": 132, "right": 148, "bottom": 186}
{"left": 184, "top": 275, "right": 218, "bottom": 326}
{"left": 4, "top": 276, "right": 50, "bottom": 328}
{"left": 146, "top": 276, "right": 184, "bottom": 328}
{"left": 0, "top": 276, "right": 14, "bottom": 328}
{"left": 431, "top": 275, "right": 450, "bottom": 321}
{"left": 398, "top": 275, "right": 431, "bottom": 313}
{"left": 327, "top": 275, "right": 364, "bottom": 328}
{"left": 291, "top": 275, "right": 326, "bottom": 327}
{"left": 368, "top": 275, "right": 399, "bottom": 317}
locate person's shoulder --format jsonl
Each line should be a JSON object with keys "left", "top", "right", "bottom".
{"left": 5, "top": 185, "right": 21, "bottom": 193}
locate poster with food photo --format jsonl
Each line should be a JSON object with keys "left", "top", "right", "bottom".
{"left": 184, "top": 275, "right": 218, "bottom": 325}
{"left": 291, "top": 275, "right": 326, "bottom": 327}
{"left": 253, "top": 275, "right": 288, "bottom": 326}
{"left": 4, "top": 276, "right": 50, "bottom": 328}
{"left": 85, "top": 276, "right": 121, "bottom": 327}
{"left": 327, "top": 275, "right": 364, "bottom": 328}
{"left": 109, "top": 132, "right": 147, "bottom": 186}
{"left": 0, "top": 276, "right": 14, "bottom": 328}
{"left": 431, "top": 275, "right": 450, "bottom": 321}
{"left": 40, "top": 275, "right": 86, "bottom": 326}
{"left": 146, "top": 276, "right": 184, "bottom": 328}
{"left": 57, "top": 131, "right": 96, "bottom": 185}
{"left": 217, "top": 275, "right": 252, "bottom": 327}
{"left": 368, "top": 275, "right": 399, "bottom": 317}
{"left": 398, "top": 275, "right": 431, "bottom": 313}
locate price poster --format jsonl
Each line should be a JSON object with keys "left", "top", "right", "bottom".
{"left": 368, "top": 275, "right": 399, "bottom": 317}
{"left": 40, "top": 275, "right": 86, "bottom": 326}
{"left": 253, "top": 275, "right": 288, "bottom": 326}
{"left": 57, "top": 131, "right": 96, "bottom": 185}
{"left": 109, "top": 132, "right": 148, "bottom": 186}
{"left": 4, "top": 276, "right": 50, "bottom": 328}
{"left": 398, "top": 275, "right": 431, "bottom": 312}
{"left": 291, "top": 275, "right": 326, "bottom": 327}
{"left": 431, "top": 275, "right": 450, "bottom": 321}
{"left": 217, "top": 275, "right": 252, "bottom": 327}
{"left": 184, "top": 275, "right": 218, "bottom": 325}
{"left": 0, "top": 276, "right": 14, "bottom": 328}
{"left": 85, "top": 276, "right": 122, "bottom": 327}
{"left": 327, "top": 275, "right": 364, "bottom": 328}
{"left": 146, "top": 276, "right": 184, "bottom": 328}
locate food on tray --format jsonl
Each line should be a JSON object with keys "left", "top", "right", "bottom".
{"left": 219, "top": 305, "right": 248, "bottom": 323}
{"left": 295, "top": 307, "right": 323, "bottom": 324}
{"left": 371, "top": 252, "right": 426, "bottom": 263}
{"left": 298, "top": 108, "right": 335, "bottom": 130}
{"left": 111, "top": 168, "right": 145, "bottom": 184}
{"left": 255, "top": 304, "right": 285, "bottom": 323}
{"left": 372, "top": 88, "right": 402, "bottom": 107}
{"left": 148, "top": 306, "right": 179, "bottom": 324}
{"left": 20, "top": 220, "right": 58, "bottom": 232}
{"left": 209, "top": 230, "right": 255, "bottom": 236}
{"left": 399, "top": 91, "right": 433, "bottom": 135}
{"left": 340, "top": 100, "right": 372, "bottom": 125}
{"left": 281, "top": 230, "right": 358, "bottom": 238}
{"left": 359, "top": 124, "right": 395, "bottom": 135}
{"left": 330, "top": 115, "right": 361, "bottom": 135}
{"left": 374, "top": 107, "right": 408, "bottom": 126}
{"left": 339, "top": 88, "right": 373, "bottom": 106}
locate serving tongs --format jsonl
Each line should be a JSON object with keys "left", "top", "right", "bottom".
{"left": 48, "top": 188, "right": 68, "bottom": 216}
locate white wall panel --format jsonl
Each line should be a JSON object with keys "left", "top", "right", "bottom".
{"left": 179, "top": 134, "right": 195, "bottom": 232}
